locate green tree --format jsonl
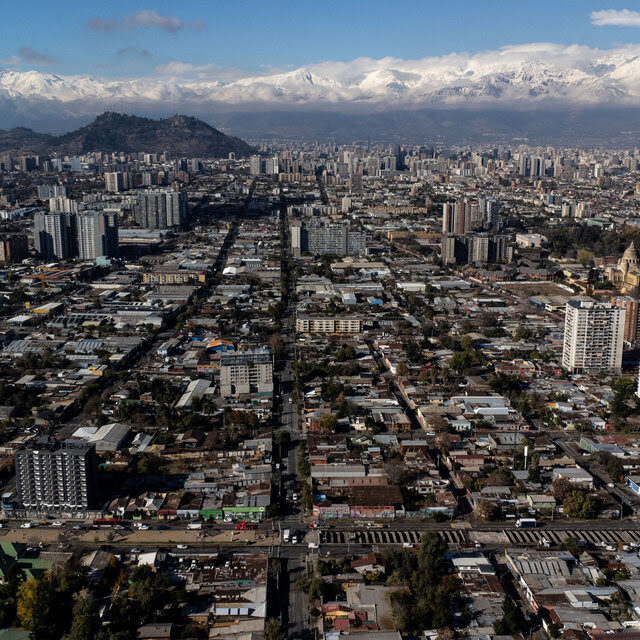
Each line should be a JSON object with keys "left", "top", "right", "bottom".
{"left": 137, "top": 453, "right": 166, "bottom": 475}
{"left": 559, "top": 536, "right": 582, "bottom": 558}
{"left": 450, "top": 351, "right": 473, "bottom": 374}
{"left": 493, "top": 596, "right": 520, "bottom": 635}
{"left": 273, "top": 429, "right": 291, "bottom": 457}
{"left": 405, "top": 341, "right": 424, "bottom": 364}
{"left": 335, "top": 345, "right": 356, "bottom": 362}
{"left": 563, "top": 490, "right": 599, "bottom": 519}
{"left": 129, "top": 565, "right": 173, "bottom": 621}
{"left": 16, "top": 578, "right": 42, "bottom": 631}
{"left": 298, "top": 458, "right": 310, "bottom": 476}
{"left": 486, "top": 465, "right": 515, "bottom": 487}
{"left": 417, "top": 532, "right": 447, "bottom": 588}
{"left": 265, "top": 618, "right": 286, "bottom": 640}
{"left": 300, "top": 482, "right": 314, "bottom": 511}
{"left": 69, "top": 596, "right": 100, "bottom": 640}
{"left": 318, "top": 414, "right": 338, "bottom": 432}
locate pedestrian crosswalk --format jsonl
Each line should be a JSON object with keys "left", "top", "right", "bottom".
{"left": 318, "top": 527, "right": 640, "bottom": 547}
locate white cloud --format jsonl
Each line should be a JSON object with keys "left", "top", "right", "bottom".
{"left": 117, "top": 46, "right": 152, "bottom": 58}
{"left": 3, "top": 46, "right": 59, "bottom": 66}
{"left": 8, "top": 42, "right": 640, "bottom": 109}
{"left": 87, "top": 10, "right": 205, "bottom": 33}
{"left": 591, "top": 9, "right": 640, "bottom": 27}
{"left": 153, "top": 61, "right": 263, "bottom": 82}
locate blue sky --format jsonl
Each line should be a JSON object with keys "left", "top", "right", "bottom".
{"left": 3, "top": 1, "right": 640, "bottom": 77}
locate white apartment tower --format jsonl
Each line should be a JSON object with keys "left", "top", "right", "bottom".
{"left": 76, "top": 212, "right": 119, "bottom": 261}
{"left": 136, "top": 190, "right": 186, "bottom": 228}
{"left": 562, "top": 298, "right": 625, "bottom": 374}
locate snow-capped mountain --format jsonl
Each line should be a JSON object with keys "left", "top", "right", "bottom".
{"left": 5, "top": 43, "right": 640, "bottom": 128}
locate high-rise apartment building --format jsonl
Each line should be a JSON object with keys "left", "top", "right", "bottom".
{"left": 220, "top": 349, "right": 273, "bottom": 397}
{"left": 290, "top": 221, "right": 367, "bottom": 257}
{"left": 249, "top": 155, "right": 262, "bottom": 176}
{"left": 15, "top": 437, "right": 97, "bottom": 510}
{"left": 77, "top": 212, "right": 119, "bottom": 261}
{"left": 37, "top": 184, "right": 67, "bottom": 199}
{"left": 34, "top": 211, "right": 75, "bottom": 259}
{"left": 0, "top": 234, "right": 28, "bottom": 264}
{"left": 136, "top": 190, "right": 186, "bottom": 229}
{"left": 613, "top": 296, "right": 640, "bottom": 344}
{"left": 49, "top": 197, "right": 78, "bottom": 213}
{"left": 442, "top": 200, "right": 476, "bottom": 235}
{"left": 484, "top": 198, "right": 501, "bottom": 229}
{"left": 562, "top": 298, "right": 625, "bottom": 373}
{"left": 249, "top": 155, "right": 279, "bottom": 175}
{"left": 105, "top": 172, "right": 124, "bottom": 193}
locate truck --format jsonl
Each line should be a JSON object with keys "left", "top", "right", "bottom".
{"left": 515, "top": 518, "right": 537, "bottom": 528}
{"left": 187, "top": 522, "right": 202, "bottom": 530}
{"left": 283, "top": 529, "right": 290, "bottom": 543}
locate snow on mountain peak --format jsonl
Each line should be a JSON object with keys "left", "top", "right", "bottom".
{"left": 4, "top": 43, "right": 640, "bottom": 111}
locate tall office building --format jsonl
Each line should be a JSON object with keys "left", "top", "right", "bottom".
{"left": 562, "top": 298, "right": 625, "bottom": 374}
{"left": 33, "top": 211, "right": 75, "bottom": 259}
{"left": 77, "top": 212, "right": 119, "bottom": 261}
{"left": 15, "top": 437, "right": 97, "bottom": 510}
{"left": 136, "top": 190, "right": 186, "bottom": 229}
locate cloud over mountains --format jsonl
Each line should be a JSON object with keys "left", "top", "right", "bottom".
{"left": 6, "top": 42, "right": 640, "bottom": 127}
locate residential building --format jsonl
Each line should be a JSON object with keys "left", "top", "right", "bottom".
{"left": 37, "top": 184, "right": 67, "bottom": 199}
{"left": 290, "top": 221, "right": 367, "bottom": 257}
{"left": 562, "top": 298, "right": 625, "bottom": 373}
{"left": 76, "top": 212, "right": 119, "bottom": 260}
{"left": 33, "top": 211, "right": 75, "bottom": 259}
{"left": 296, "top": 315, "right": 364, "bottom": 334}
{"left": 135, "top": 190, "right": 186, "bottom": 228}
{"left": 220, "top": 348, "right": 273, "bottom": 397}
{"left": 0, "top": 234, "right": 28, "bottom": 264}
{"left": 613, "top": 295, "right": 640, "bottom": 344}
{"left": 15, "top": 437, "right": 97, "bottom": 510}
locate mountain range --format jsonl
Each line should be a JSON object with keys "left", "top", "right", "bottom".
{"left": 0, "top": 112, "right": 254, "bottom": 157}
{"left": 5, "top": 43, "right": 640, "bottom": 143}
{"left": 4, "top": 43, "right": 640, "bottom": 112}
